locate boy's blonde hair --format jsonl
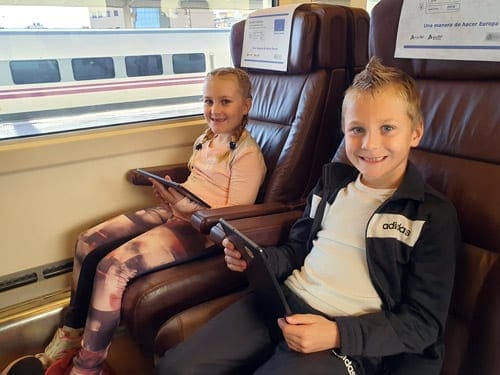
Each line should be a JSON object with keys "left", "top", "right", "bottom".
{"left": 342, "top": 57, "right": 423, "bottom": 130}
{"left": 189, "top": 67, "right": 252, "bottom": 168}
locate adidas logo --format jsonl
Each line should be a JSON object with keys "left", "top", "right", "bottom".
{"left": 332, "top": 350, "right": 356, "bottom": 375}
{"left": 367, "top": 213, "right": 425, "bottom": 247}
{"left": 382, "top": 221, "right": 411, "bottom": 236}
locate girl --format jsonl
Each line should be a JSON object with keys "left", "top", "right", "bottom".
{"left": 2, "top": 67, "right": 266, "bottom": 375}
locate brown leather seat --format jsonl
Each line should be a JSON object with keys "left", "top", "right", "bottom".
{"left": 302, "top": 4, "right": 370, "bottom": 194}
{"left": 369, "top": 1, "right": 500, "bottom": 373}
{"left": 158, "top": 0, "right": 500, "bottom": 372}
{"left": 122, "top": 4, "right": 369, "bottom": 356}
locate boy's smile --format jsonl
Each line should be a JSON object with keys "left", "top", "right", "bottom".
{"left": 343, "top": 86, "right": 423, "bottom": 189}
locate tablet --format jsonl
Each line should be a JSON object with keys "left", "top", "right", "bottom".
{"left": 136, "top": 168, "right": 211, "bottom": 208}
{"left": 219, "top": 218, "right": 292, "bottom": 320}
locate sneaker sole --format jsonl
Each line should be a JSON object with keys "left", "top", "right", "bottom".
{"left": 0, "top": 356, "right": 44, "bottom": 375}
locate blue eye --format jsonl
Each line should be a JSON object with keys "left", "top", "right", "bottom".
{"left": 349, "top": 127, "right": 364, "bottom": 135}
{"left": 382, "top": 125, "right": 394, "bottom": 132}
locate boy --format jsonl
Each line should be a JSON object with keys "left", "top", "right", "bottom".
{"left": 155, "top": 58, "right": 460, "bottom": 375}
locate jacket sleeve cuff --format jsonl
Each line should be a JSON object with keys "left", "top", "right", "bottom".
{"left": 335, "top": 316, "right": 363, "bottom": 356}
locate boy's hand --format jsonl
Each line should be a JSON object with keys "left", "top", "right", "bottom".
{"left": 277, "top": 314, "right": 340, "bottom": 353}
{"left": 222, "top": 238, "right": 247, "bottom": 272}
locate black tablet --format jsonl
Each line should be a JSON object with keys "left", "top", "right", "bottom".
{"left": 219, "top": 218, "right": 292, "bottom": 320}
{"left": 136, "top": 168, "right": 211, "bottom": 208}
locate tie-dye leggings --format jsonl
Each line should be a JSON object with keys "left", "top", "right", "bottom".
{"left": 61, "top": 205, "right": 213, "bottom": 373}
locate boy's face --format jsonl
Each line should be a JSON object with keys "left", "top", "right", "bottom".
{"left": 343, "top": 86, "right": 423, "bottom": 189}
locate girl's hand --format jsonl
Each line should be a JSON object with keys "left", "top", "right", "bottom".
{"left": 150, "top": 175, "right": 184, "bottom": 205}
{"left": 277, "top": 314, "right": 340, "bottom": 353}
{"left": 222, "top": 238, "right": 247, "bottom": 272}
{"left": 170, "top": 196, "right": 204, "bottom": 221}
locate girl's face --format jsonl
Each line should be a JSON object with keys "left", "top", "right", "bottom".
{"left": 202, "top": 75, "right": 251, "bottom": 136}
{"left": 343, "top": 86, "right": 423, "bottom": 189}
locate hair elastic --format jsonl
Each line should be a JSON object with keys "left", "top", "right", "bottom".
{"left": 196, "top": 142, "right": 237, "bottom": 150}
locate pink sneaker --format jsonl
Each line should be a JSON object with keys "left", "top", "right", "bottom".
{"left": 44, "top": 349, "right": 78, "bottom": 375}
{"left": 45, "top": 350, "right": 115, "bottom": 375}
{"left": 35, "top": 326, "right": 83, "bottom": 369}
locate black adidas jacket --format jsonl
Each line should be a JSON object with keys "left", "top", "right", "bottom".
{"left": 263, "top": 161, "right": 461, "bottom": 374}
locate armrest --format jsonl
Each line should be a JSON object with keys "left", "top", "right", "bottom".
{"left": 210, "top": 210, "right": 303, "bottom": 246}
{"left": 126, "top": 163, "right": 190, "bottom": 186}
{"left": 150, "top": 211, "right": 304, "bottom": 356}
{"left": 122, "top": 210, "right": 303, "bottom": 355}
{"left": 122, "top": 250, "right": 245, "bottom": 354}
{"left": 191, "top": 199, "right": 306, "bottom": 234}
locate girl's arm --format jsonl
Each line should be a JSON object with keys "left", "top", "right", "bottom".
{"left": 225, "top": 146, "right": 266, "bottom": 206}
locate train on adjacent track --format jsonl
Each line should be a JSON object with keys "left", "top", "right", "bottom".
{"left": 0, "top": 28, "right": 231, "bottom": 118}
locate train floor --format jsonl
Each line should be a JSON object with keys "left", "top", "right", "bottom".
{"left": 0, "top": 290, "right": 155, "bottom": 375}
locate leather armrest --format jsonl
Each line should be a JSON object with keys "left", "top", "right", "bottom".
{"left": 210, "top": 210, "right": 303, "bottom": 246}
{"left": 122, "top": 250, "right": 246, "bottom": 354}
{"left": 191, "top": 199, "right": 306, "bottom": 234}
{"left": 122, "top": 210, "right": 303, "bottom": 354}
{"left": 126, "top": 164, "right": 190, "bottom": 186}
{"left": 154, "top": 291, "right": 247, "bottom": 356}
{"left": 151, "top": 210, "right": 304, "bottom": 355}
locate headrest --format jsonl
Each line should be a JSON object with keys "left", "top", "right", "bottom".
{"left": 370, "top": 0, "right": 500, "bottom": 80}
{"left": 230, "top": 8, "right": 317, "bottom": 74}
{"left": 306, "top": 4, "right": 369, "bottom": 70}
{"left": 230, "top": 3, "right": 370, "bottom": 74}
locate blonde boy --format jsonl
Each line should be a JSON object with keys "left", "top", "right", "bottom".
{"left": 157, "top": 58, "right": 460, "bottom": 375}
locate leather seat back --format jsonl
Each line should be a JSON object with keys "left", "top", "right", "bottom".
{"left": 121, "top": 5, "right": 370, "bottom": 356}
{"left": 230, "top": 9, "right": 325, "bottom": 203}
{"left": 340, "top": 1, "right": 500, "bottom": 373}
{"left": 230, "top": 5, "right": 368, "bottom": 203}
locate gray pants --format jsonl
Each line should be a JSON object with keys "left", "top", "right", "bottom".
{"left": 155, "top": 288, "right": 378, "bottom": 374}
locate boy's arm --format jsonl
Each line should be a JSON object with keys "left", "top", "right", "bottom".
{"left": 262, "top": 178, "right": 324, "bottom": 280}
{"left": 263, "top": 215, "right": 314, "bottom": 280}
{"left": 335, "top": 201, "right": 460, "bottom": 357}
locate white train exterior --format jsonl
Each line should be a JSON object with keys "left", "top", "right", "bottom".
{"left": 0, "top": 28, "right": 232, "bottom": 117}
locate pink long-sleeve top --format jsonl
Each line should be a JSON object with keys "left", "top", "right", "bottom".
{"left": 177, "top": 129, "right": 266, "bottom": 212}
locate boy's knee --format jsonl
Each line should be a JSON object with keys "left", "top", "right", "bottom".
{"left": 155, "top": 350, "right": 191, "bottom": 375}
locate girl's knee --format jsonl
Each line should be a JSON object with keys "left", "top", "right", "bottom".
{"left": 75, "top": 230, "right": 96, "bottom": 262}
{"left": 96, "top": 255, "right": 128, "bottom": 279}
{"left": 95, "top": 247, "right": 140, "bottom": 287}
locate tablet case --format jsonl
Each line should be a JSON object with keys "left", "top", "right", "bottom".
{"left": 136, "top": 168, "right": 211, "bottom": 208}
{"left": 219, "top": 218, "right": 292, "bottom": 321}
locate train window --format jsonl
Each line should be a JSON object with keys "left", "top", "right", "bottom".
{"left": 125, "top": 55, "right": 163, "bottom": 77}
{"left": 172, "top": 53, "right": 206, "bottom": 74}
{"left": 71, "top": 57, "right": 115, "bottom": 81}
{"left": 0, "top": 1, "right": 274, "bottom": 139}
{"left": 10, "top": 60, "right": 61, "bottom": 85}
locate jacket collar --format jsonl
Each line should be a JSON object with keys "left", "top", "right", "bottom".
{"left": 322, "top": 161, "right": 426, "bottom": 202}
{"left": 391, "top": 162, "right": 426, "bottom": 202}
